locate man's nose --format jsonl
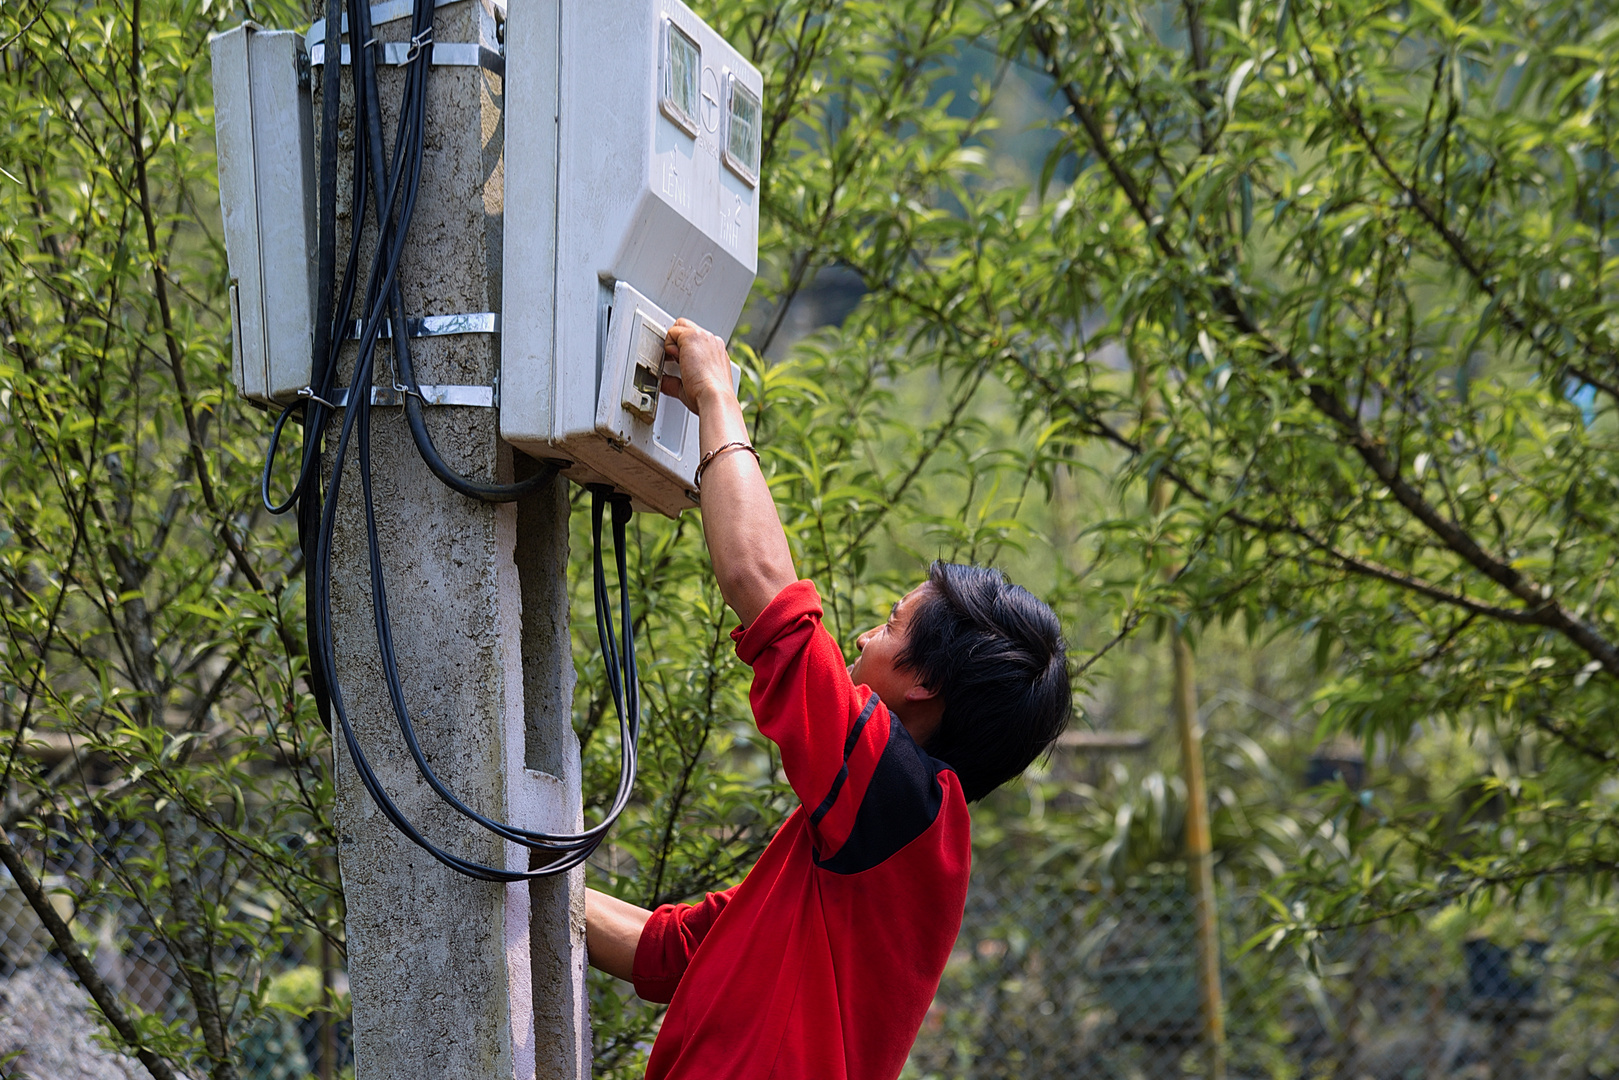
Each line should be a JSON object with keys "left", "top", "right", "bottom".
{"left": 855, "top": 628, "right": 875, "bottom": 651}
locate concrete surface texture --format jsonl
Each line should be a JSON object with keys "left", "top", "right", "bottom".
{"left": 322, "top": 1, "right": 587, "bottom": 1077}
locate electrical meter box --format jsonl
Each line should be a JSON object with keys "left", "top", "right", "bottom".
{"left": 211, "top": 23, "right": 318, "bottom": 408}
{"left": 501, "top": 0, "right": 763, "bottom": 517}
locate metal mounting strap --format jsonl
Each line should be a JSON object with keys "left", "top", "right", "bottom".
{"left": 343, "top": 312, "right": 500, "bottom": 340}
{"left": 305, "top": 0, "right": 504, "bottom": 52}
{"left": 310, "top": 41, "right": 501, "bottom": 71}
{"left": 331, "top": 384, "right": 496, "bottom": 408}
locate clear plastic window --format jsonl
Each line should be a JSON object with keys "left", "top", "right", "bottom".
{"left": 723, "top": 74, "right": 761, "bottom": 186}
{"left": 660, "top": 20, "right": 700, "bottom": 136}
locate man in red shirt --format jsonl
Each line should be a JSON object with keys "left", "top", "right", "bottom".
{"left": 585, "top": 319, "right": 1072, "bottom": 1080}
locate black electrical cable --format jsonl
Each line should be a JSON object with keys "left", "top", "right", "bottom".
{"left": 360, "top": 430, "right": 641, "bottom": 851}
{"left": 306, "top": 257, "right": 556, "bottom": 883}
{"left": 315, "top": 360, "right": 636, "bottom": 880}
{"left": 357, "top": 0, "right": 629, "bottom": 874}
{"left": 272, "top": 0, "right": 644, "bottom": 881}
{"left": 353, "top": 0, "right": 557, "bottom": 504}
{"left": 312, "top": 0, "right": 340, "bottom": 394}
{"left": 260, "top": 0, "right": 364, "bottom": 519}
{"left": 285, "top": 0, "right": 358, "bottom": 732}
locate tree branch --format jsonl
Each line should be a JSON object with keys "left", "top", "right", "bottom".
{"left": 124, "top": 0, "right": 281, "bottom": 628}
{"left": 1300, "top": 15, "right": 1619, "bottom": 404}
{"left": 1014, "top": 10, "right": 1619, "bottom": 679}
{"left": 0, "top": 830, "right": 182, "bottom": 1080}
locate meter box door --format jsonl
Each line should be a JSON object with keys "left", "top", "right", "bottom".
{"left": 501, "top": 0, "right": 763, "bottom": 515}
{"left": 211, "top": 23, "right": 319, "bottom": 408}
{"left": 591, "top": 283, "right": 743, "bottom": 518}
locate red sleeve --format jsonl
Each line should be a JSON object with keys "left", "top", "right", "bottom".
{"left": 731, "top": 580, "right": 894, "bottom": 861}
{"left": 631, "top": 885, "right": 738, "bottom": 1004}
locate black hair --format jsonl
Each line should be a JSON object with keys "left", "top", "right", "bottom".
{"left": 895, "top": 561, "right": 1072, "bottom": 802}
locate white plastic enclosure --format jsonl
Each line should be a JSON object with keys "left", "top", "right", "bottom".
{"left": 501, "top": 0, "right": 763, "bottom": 517}
{"left": 211, "top": 24, "right": 318, "bottom": 408}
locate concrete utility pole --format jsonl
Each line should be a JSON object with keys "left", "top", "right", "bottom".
{"left": 321, "top": 3, "right": 588, "bottom": 1077}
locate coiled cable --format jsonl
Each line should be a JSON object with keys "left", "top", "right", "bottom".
{"left": 265, "top": 0, "right": 641, "bottom": 880}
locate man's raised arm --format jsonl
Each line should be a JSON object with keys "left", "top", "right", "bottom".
{"left": 662, "top": 320, "right": 796, "bottom": 627}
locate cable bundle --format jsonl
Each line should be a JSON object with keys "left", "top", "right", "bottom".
{"left": 261, "top": 0, "right": 639, "bottom": 881}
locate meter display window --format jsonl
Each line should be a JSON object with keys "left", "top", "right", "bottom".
{"left": 660, "top": 19, "right": 701, "bottom": 136}
{"left": 723, "top": 73, "right": 761, "bottom": 187}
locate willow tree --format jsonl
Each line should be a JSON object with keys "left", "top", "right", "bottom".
{"left": 2, "top": 2, "right": 337, "bottom": 1077}
{"left": 770, "top": 0, "right": 1619, "bottom": 933}
{"left": 711, "top": 0, "right": 1619, "bottom": 931}
{"left": 980, "top": 0, "right": 1619, "bottom": 932}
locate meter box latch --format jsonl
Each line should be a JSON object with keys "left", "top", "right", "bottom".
{"left": 211, "top": 23, "right": 318, "bottom": 408}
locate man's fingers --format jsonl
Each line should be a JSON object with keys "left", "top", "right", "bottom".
{"left": 665, "top": 322, "right": 705, "bottom": 363}
{"left": 661, "top": 321, "right": 727, "bottom": 413}
{"left": 666, "top": 320, "right": 716, "bottom": 350}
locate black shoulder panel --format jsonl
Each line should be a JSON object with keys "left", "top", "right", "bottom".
{"left": 809, "top": 693, "right": 881, "bottom": 827}
{"left": 813, "top": 715, "right": 950, "bottom": 876}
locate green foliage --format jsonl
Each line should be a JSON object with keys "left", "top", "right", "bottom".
{"left": 1, "top": 1, "right": 338, "bottom": 1077}
{"left": 6, "top": 0, "right": 1618, "bottom": 1074}
{"left": 586, "top": 0, "right": 1619, "bottom": 1068}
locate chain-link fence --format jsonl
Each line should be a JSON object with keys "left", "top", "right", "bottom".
{"left": 8, "top": 826, "right": 1617, "bottom": 1079}
{"left": 0, "top": 823, "right": 348, "bottom": 1080}
{"left": 909, "top": 870, "right": 1619, "bottom": 1080}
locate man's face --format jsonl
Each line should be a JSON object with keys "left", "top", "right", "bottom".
{"left": 847, "top": 582, "right": 932, "bottom": 707}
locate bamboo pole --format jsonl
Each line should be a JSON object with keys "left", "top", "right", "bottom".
{"left": 1150, "top": 462, "right": 1226, "bottom": 1077}
{"left": 1172, "top": 630, "right": 1226, "bottom": 1078}
{"left": 319, "top": 924, "right": 336, "bottom": 1080}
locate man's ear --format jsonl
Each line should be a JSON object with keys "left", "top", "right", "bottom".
{"left": 903, "top": 680, "right": 939, "bottom": 703}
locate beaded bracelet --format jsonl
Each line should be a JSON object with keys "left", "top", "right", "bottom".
{"left": 694, "top": 440, "right": 761, "bottom": 491}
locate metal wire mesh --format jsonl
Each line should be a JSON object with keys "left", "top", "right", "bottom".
{"left": 908, "top": 870, "right": 1619, "bottom": 1080}
{"left": 7, "top": 826, "right": 1617, "bottom": 1078}
{"left": 0, "top": 825, "right": 349, "bottom": 1080}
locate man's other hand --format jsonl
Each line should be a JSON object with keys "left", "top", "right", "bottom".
{"left": 586, "top": 887, "right": 653, "bottom": 983}
{"left": 661, "top": 318, "right": 734, "bottom": 415}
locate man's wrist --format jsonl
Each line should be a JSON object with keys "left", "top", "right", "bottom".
{"left": 696, "top": 389, "right": 750, "bottom": 447}
{"left": 693, "top": 382, "right": 739, "bottom": 414}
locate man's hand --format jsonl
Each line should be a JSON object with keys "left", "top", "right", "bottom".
{"left": 660, "top": 318, "right": 732, "bottom": 415}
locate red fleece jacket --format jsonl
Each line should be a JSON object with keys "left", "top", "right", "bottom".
{"left": 631, "top": 580, "right": 971, "bottom": 1080}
